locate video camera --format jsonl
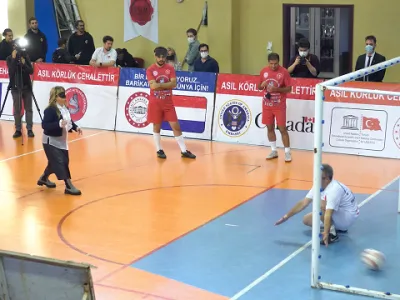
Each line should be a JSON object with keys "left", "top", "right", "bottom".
{"left": 13, "top": 37, "right": 28, "bottom": 59}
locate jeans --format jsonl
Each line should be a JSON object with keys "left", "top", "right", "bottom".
{"left": 11, "top": 89, "right": 33, "bottom": 131}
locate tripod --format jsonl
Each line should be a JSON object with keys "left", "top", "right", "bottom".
{"left": 0, "top": 56, "right": 42, "bottom": 145}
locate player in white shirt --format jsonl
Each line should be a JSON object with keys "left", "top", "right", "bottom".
{"left": 275, "top": 164, "right": 359, "bottom": 246}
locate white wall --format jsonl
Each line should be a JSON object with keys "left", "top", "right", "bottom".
{"left": 0, "top": 0, "right": 9, "bottom": 34}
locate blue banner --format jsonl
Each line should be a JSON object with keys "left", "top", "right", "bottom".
{"left": 118, "top": 68, "right": 217, "bottom": 93}
{"left": 118, "top": 67, "right": 217, "bottom": 135}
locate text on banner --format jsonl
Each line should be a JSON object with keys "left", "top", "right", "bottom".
{"left": 216, "top": 73, "right": 323, "bottom": 100}
{"left": 119, "top": 67, "right": 216, "bottom": 92}
{"left": 33, "top": 63, "right": 120, "bottom": 86}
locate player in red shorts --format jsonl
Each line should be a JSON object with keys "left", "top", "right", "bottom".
{"left": 146, "top": 47, "right": 196, "bottom": 159}
{"left": 258, "top": 52, "right": 293, "bottom": 162}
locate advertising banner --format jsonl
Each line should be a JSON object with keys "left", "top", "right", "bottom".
{"left": 323, "top": 81, "right": 400, "bottom": 159}
{"left": 31, "top": 63, "right": 120, "bottom": 130}
{"left": 0, "top": 60, "right": 13, "bottom": 121}
{"left": 212, "top": 73, "right": 323, "bottom": 150}
{"left": 115, "top": 67, "right": 216, "bottom": 140}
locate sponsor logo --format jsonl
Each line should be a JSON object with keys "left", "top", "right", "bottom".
{"left": 329, "top": 107, "right": 387, "bottom": 151}
{"left": 255, "top": 114, "right": 315, "bottom": 133}
{"left": 219, "top": 99, "right": 252, "bottom": 137}
{"left": 125, "top": 92, "right": 150, "bottom": 128}
{"left": 66, "top": 87, "right": 87, "bottom": 122}
{"left": 393, "top": 118, "right": 400, "bottom": 149}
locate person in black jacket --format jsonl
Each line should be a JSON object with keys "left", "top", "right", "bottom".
{"left": 0, "top": 29, "right": 14, "bottom": 60}
{"left": 67, "top": 20, "right": 95, "bottom": 65}
{"left": 24, "top": 17, "right": 48, "bottom": 62}
{"left": 354, "top": 35, "right": 386, "bottom": 82}
{"left": 37, "top": 86, "right": 82, "bottom": 196}
{"left": 6, "top": 42, "right": 35, "bottom": 138}
{"left": 52, "top": 38, "right": 76, "bottom": 64}
{"left": 116, "top": 48, "right": 139, "bottom": 68}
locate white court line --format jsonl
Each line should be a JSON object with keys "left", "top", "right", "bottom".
{"left": 0, "top": 131, "right": 105, "bottom": 164}
{"left": 229, "top": 175, "right": 400, "bottom": 300}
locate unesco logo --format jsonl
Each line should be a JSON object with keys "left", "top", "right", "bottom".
{"left": 219, "top": 99, "right": 252, "bottom": 137}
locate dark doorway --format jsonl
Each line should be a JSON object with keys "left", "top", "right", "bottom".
{"left": 282, "top": 5, "right": 354, "bottom": 79}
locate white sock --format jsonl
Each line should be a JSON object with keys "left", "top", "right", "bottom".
{"left": 270, "top": 141, "right": 277, "bottom": 151}
{"left": 329, "top": 224, "right": 337, "bottom": 236}
{"left": 320, "top": 220, "right": 324, "bottom": 228}
{"left": 284, "top": 147, "right": 291, "bottom": 153}
{"left": 153, "top": 133, "right": 162, "bottom": 151}
{"left": 175, "top": 135, "right": 187, "bottom": 152}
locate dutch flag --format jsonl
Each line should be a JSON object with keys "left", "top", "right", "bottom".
{"left": 161, "top": 95, "right": 207, "bottom": 134}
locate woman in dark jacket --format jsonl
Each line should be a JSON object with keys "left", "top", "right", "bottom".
{"left": 37, "top": 86, "right": 82, "bottom": 195}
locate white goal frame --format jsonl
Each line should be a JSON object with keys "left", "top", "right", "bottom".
{"left": 312, "top": 56, "right": 400, "bottom": 299}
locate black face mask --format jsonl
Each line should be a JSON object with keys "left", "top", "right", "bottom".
{"left": 166, "top": 55, "right": 175, "bottom": 61}
{"left": 58, "top": 92, "right": 66, "bottom": 98}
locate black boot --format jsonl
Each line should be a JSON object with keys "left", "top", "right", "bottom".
{"left": 37, "top": 174, "right": 56, "bottom": 188}
{"left": 64, "top": 179, "right": 81, "bottom": 196}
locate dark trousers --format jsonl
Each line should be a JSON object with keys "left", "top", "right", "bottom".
{"left": 43, "top": 143, "right": 71, "bottom": 180}
{"left": 11, "top": 89, "right": 33, "bottom": 131}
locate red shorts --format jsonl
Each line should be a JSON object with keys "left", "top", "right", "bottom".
{"left": 262, "top": 108, "right": 286, "bottom": 127}
{"left": 147, "top": 98, "right": 178, "bottom": 124}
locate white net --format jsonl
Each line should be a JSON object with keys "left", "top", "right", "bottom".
{"left": 311, "top": 56, "right": 400, "bottom": 299}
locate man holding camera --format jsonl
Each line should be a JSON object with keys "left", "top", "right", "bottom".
{"left": 287, "top": 38, "right": 320, "bottom": 78}
{"left": 6, "top": 41, "right": 34, "bottom": 138}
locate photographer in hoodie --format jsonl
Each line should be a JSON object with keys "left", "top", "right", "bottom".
{"left": 24, "top": 17, "right": 48, "bottom": 62}
{"left": 6, "top": 39, "right": 34, "bottom": 138}
{"left": 287, "top": 38, "right": 320, "bottom": 78}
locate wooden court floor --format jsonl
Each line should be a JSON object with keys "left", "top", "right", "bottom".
{"left": 1, "top": 120, "right": 399, "bottom": 300}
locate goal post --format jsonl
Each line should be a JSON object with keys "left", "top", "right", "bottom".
{"left": 311, "top": 56, "right": 400, "bottom": 299}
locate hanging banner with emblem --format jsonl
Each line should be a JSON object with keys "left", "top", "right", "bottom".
{"left": 31, "top": 63, "right": 120, "bottom": 130}
{"left": 124, "top": 0, "right": 159, "bottom": 43}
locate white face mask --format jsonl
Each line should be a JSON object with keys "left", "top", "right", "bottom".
{"left": 299, "top": 50, "right": 309, "bottom": 57}
{"left": 187, "top": 37, "right": 194, "bottom": 43}
{"left": 200, "top": 51, "right": 208, "bottom": 58}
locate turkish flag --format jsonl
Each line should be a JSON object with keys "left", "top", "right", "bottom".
{"left": 362, "top": 117, "right": 381, "bottom": 131}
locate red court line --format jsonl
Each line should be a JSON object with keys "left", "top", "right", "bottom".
{"left": 92, "top": 178, "right": 289, "bottom": 284}
{"left": 95, "top": 283, "right": 175, "bottom": 300}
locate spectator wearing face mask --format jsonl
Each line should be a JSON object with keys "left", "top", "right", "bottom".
{"left": 182, "top": 28, "right": 200, "bottom": 72}
{"left": 166, "top": 47, "right": 181, "bottom": 70}
{"left": 193, "top": 43, "right": 219, "bottom": 73}
{"left": 287, "top": 38, "right": 320, "bottom": 78}
{"left": 354, "top": 35, "right": 386, "bottom": 82}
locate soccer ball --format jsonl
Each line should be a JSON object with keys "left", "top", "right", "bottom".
{"left": 361, "top": 249, "right": 385, "bottom": 271}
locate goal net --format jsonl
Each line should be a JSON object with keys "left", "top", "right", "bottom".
{"left": 311, "top": 56, "right": 400, "bottom": 299}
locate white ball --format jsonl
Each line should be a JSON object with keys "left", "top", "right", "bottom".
{"left": 361, "top": 249, "right": 385, "bottom": 271}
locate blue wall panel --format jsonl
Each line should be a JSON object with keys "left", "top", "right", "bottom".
{"left": 34, "top": 0, "right": 60, "bottom": 62}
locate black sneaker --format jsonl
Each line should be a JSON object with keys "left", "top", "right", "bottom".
{"left": 13, "top": 130, "right": 22, "bottom": 138}
{"left": 27, "top": 130, "right": 35, "bottom": 138}
{"left": 181, "top": 150, "right": 196, "bottom": 159}
{"left": 320, "top": 233, "right": 339, "bottom": 245}
{"left": 157, "top": 150, "right": 167, "bottom": 159}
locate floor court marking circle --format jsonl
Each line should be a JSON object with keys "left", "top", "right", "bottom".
{"left": 57, "top": 180, "right": 288, "bottom": 283}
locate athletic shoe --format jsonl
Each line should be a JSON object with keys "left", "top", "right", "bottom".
{"left": 266, "top": 150, "right": 278, "bottom": 160}
{"left": 320, "top": 233, "right": 339, "bottom": 245}
{"left": 182, "top": 150, "right": 196, "bottom": 159}
{"left": 285, "top": 152, "right": 292, "bottom": 162}
{"left": 157, "top": 150, "right": 167, "bottom": 159}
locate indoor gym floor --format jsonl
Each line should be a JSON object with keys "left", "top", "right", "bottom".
{"left": 0, "top": 120, "right": 399, "bottom": 300}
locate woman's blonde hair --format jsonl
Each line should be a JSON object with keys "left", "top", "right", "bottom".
{"left": 48, "top": 86, "right": 65, "bottom": 117}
